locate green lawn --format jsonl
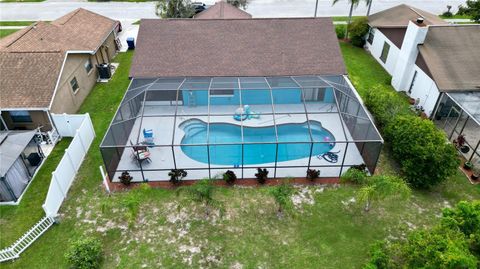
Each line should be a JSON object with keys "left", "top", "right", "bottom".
{"left": 439, "top": 14, "right": 472, "bottom": 19}
{"left": 1, "top": 47, "right": 478, "bottom": 268}
{"left": 0, "top": 29, "right": 19, "bottom": 38}
{"left": 331, "top": 16, "right": 365, "bottom": 21}
{"left": 0, "top": 138, "right": 71, "bottom": 248}
{"left": 0, "top": 21, "right": 36, "bottom": 26}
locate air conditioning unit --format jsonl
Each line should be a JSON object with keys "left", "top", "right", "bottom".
{"left": 97, "top": 63, "right": 112, "bottom": 79}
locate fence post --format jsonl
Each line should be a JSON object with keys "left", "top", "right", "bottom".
{"left": 100, "top": 166, "right": 110, "bottom": 193}
{"left": 86, "top": 113, "right": 96, "bottom": 138}
{"left": 65, "top": 148, "right": 77, "bottom": 173}
{"left": 76, "top": 129, "right": 87, "bottom": 154}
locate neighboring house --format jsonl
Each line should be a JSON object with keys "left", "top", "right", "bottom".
{"left": 100, "top": 17, "right": 383, "bottom": 182}
{"left": 0, "top": 8, "right": 120, "bottom": 138}
{"left": 194, "top": 0, "right": 252, "bottom": 19}
{"left": 366, "top": 4, "right": 480, "bottom": 167}
{"left": 0, "top": 130, "right": 44, "bottom": 202}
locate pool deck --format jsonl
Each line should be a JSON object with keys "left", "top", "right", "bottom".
{"left": 113, "top": 103, "right": 364, "bottom": 182}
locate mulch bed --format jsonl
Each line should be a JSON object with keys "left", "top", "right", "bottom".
{"left": 459, "top": 161, "right": 479, "bottom": 185}
{"left": 105, "top": 177, "right": 340, "bottom": 192}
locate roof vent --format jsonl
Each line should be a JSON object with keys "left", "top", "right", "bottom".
{"left": 416, "top": 17, "right": 424, "bottom": 24}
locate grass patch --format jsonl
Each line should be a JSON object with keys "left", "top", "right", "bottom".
{"left": 0, "top": 138, "right": 71, "bottom": 248}
{"left": 0, "top": 21, "right": 36, "bottom": 26}
{"left": 1, "top": 47, "right": 478, "bottom": 268}
{"left": 331, "top": 16, "right": 365, "bottom": 21}
{"left": 132, "top": 20, "right": 141, "bottom": 25}
{"left": 0, "top": 29, "right": 19, "bottom": 38}
{"left": 439, "top": 14, "right": 472, "bottom": 19}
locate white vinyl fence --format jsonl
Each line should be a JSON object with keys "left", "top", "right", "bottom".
{"left": 1, "top": 113, "right": 95, "bottom": 263}
{"left": 43, "top": 113, "right": 95, "bottom": 217}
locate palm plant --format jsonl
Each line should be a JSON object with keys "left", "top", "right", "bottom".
{"left": 357, "top": 175, "right": 411, "bottom": 212}
{"left": 269, "top": 182, "right": 294, "bottom": 218}
{"left": 332, "top": 0, "right": 361, "bottom": 39}
{"left": 177, "top": 179, "right": 223, "bottom": 218}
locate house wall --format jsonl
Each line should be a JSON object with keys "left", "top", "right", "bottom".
{"left": 365, "top": 28, "right": 400, "bottom": 75}
{"left": 50, "top": 30, "right": 118, "bottom": 114}
{"left": 0, "top": 110, "right": 52, "bottom": 131}
{"left": 405, "top": 65, "right": 440, "bottom": 116}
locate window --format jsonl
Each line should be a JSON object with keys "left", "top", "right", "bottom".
{"left": 367, "top": 28, "right": 375, "bottom": 44}
{"left": 210, "top": 89, "right": 234, "bottom": 96}
{"left": 10, "top": 111, "right": 32, "bottom": 123}
{"left": 380, "top": 42, "right": 390, "bottom": 63}
{"left": 70, "top": 77, "right": 79, "bottom": 93}
{"left": 84, "top": 58, "right": 93, "bottom": 74}
{"left": 304, "top": 88, "right": 326, "bottom": 101}
{"left": 408, "top": 71, "right": 418, "bottom": 94}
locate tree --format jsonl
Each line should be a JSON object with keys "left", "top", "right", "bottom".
{"left": 442, "top": 200, "right": 480, "bottom": 257}
{"left": 177, "top": 179, "right": 223, "bottom": 218}
{"left": 348, "top": 17, "right": 369, "bottom": 47}
{"left": 332, "top": 0, "right": 361, "bottom": 39}
{"left": 156, "top": 0, "right": 195, "bottom": 19}
{"left": 357, "top": 175, "right": 410, "bottom": 212}
{"left": 268, "top": 182, "right": 294, "bottom": 217}
{"left": 227, "top": 0, "right": 249, "bottom": 10}
{"left": 458, "top": 0, "right": 480, "bottom": 23}
{"left": 385, "top": 115, "right": 460, "bottom": 189}
{"left": 365, "top": 0, "right": 373, "bottom": 16}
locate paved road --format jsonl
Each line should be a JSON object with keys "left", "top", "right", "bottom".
{"left": 0, "top": 0, "right": 467, "bottom": 21}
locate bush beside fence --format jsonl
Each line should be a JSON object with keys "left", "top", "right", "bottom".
{"left": 364, "top": 87, "right": 459, "bottom": 188}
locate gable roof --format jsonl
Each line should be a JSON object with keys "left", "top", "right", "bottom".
{"left": 194, "top": 1, "right": 252, "bottom": 19}
{"left": 130, "top": 18, "right": 345, "bottom": 78}
{"left": 368, "top": 4, "right": 447, "bottom": 28}
{"left": 0, "top": 8, "right": 117, "bottom": 109}
{"left": 418, "top": 25, "right": 480, "bottom": 92}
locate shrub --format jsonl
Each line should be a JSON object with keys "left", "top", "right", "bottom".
{"left": 457, "top": 0, "right": 480, "bottom": 22}
{"left": 442, "top": 200, "right": 480, "bottom": 256}
{"left": 340, "top": 167, "right": 368, "bottom": 184}
{"left": 118, "top": 171, "right": 133, "bottom": 186}
{"left": 306, "top": 169, "right": 320, "bottom": 180}
{"left": 364, "top": 89, "right": 411, "bottom": 129}
{"left": 255, "top": 168, "right": 269, "bottom": 184}
{"left": 348, "top": 17, "right": 369, "bottom": 47}
{"left": 65, "top": 236, "right": 102, "bottom": 269}
{"left": 269, "top": 182, "right": 294, "bottom": 216}
{"left": 335, "top": 24, "right": 346, "bottom": 39}
{"left": 223, "top": 170, "right": 237, "bottom": 185}
{"left": 169, "top": 169, "right": 187, "bottom": 184}
{"left": 385, "top": 115, "right": 459, "bottom": 188}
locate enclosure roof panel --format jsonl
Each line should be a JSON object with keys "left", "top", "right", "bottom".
{"left": 130, "top": 18, "right": 345, "bottom": 78}
{"left": 447, "top": 92, "right": 480, "bottom": 125}
{"left": 0, "top": 130, "right": 36, "bottom": 177}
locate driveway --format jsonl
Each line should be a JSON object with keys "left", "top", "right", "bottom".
{"left": 0, "top": 0, "right": 466, "bottom": 21}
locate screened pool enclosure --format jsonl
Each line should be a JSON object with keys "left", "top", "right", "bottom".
{"left": 100, "top": 75, "right": 383, "bottom": 182}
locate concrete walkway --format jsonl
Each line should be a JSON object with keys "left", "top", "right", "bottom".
{"left": 0, "top": 0, "right": 467, "bottom": 21}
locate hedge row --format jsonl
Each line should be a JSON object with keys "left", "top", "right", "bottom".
{"left": 364, "top": 87, "right": 459, "bottom": 189}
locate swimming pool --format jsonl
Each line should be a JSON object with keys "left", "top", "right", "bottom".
{"left": 179, "top": 119, "right": 335, "bottom": 165}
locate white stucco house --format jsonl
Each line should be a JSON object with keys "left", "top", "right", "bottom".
{"left": 366, "top": 4, "right": 480, "bottom": 168}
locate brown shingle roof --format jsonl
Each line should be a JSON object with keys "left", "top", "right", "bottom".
{"left": 130, "top": 18, "right": 345, "bottom": 78}
{"left": 418, "top": 25, "right": 480, "bottom": 91}
{"left": 194, "top": 1, "right": 252, "bottom": 19}
{"left": 368, "top": 4, "right": 447, "bottom": 28}
{"left": 0, "top": 8, "right": 117, "bottom": 109}
{"left": 0, "top": 52, "right": 65, "bottom": 108}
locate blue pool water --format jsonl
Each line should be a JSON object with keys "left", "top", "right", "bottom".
{"left": 179, "top": 119, "right": 335, "bottom": 165}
